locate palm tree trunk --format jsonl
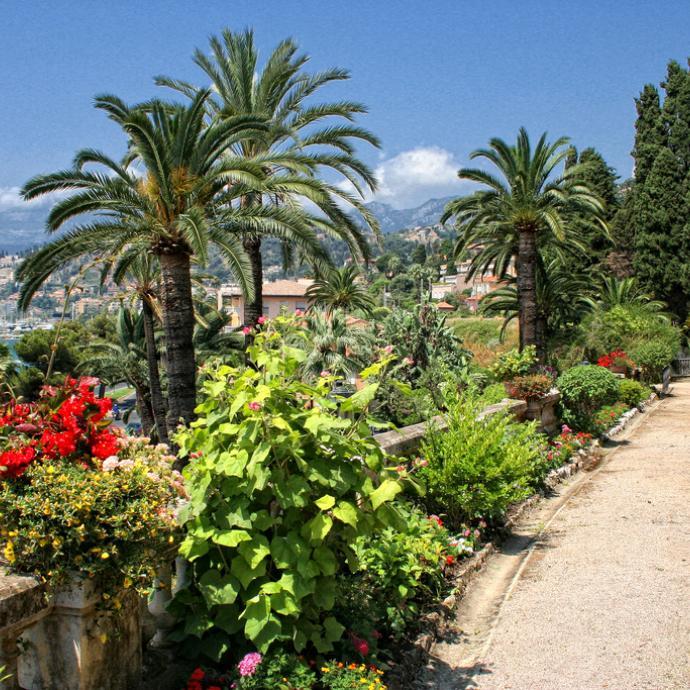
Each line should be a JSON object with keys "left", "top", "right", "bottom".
{"left": 141, "top": 298, "right": 169, "bottom": 444}
{"left": 517, "top": 228, "right": 539, "bottom": 358}
{"left": 135, "top": 387, "right": 155, "bottom": 437}
{"left": 243, "top": 235, "right": 263, "bottom": 327}
{"left": 158, "top": 251, "right": 197, "bottom": 436}
{"left": 536, "top": 312, "right": 547, "bottom": 363}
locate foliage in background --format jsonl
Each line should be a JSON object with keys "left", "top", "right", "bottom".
{"left": 172, "top": 317, "right": 406, "bottom": 661}
{"left": 629, "top": 341, "right": 676, "bottom": 383}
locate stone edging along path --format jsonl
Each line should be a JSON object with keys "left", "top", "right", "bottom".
{"left": 385, "top": 392, "right": 659, "bottom": 690}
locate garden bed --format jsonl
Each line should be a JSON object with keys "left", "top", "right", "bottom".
{"left": 383, "top": 395, "right": 657, "bottom": 689}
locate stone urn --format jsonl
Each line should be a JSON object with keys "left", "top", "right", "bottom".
{"left": 522, "top": 388, "right": 561, "bottom": 435}
{"left": 17, "top": 575, "right": 142, "bottom": 690}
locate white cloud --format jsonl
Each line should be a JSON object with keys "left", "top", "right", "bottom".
{"left": 0, "top": 186, "right": 65, "bottom": 212}
{"left": 370, "top": 146, "right": 467, "bottom": 209}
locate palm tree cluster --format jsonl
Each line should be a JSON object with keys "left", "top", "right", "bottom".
{"left": 18, "top": 29, "right": 379, "bottom": 439}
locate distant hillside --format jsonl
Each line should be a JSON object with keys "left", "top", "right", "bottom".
{"left": 0, "top": 205, "right": 48, "bottom": 252}
{"left": 0, "top": 195, "right": 456, "bottom": 252}
{"left": 362, "top": 196, "right": 454, "bottom": 234}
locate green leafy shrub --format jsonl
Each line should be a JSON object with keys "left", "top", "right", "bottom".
{"left": 629, "top": 341, "right": 675, "bottom": 383}
{"left": 618, "top": 379, "right": 649, "bottom": 408}
{"left": 478, "top": 382, "right": 507, "bottom": 406}
{"left": 582, "top": 304, "right": 681, "bottom": 363}
{"left": 590, "top": 402, "right": 629, "bottom": 436}
{"left": 173, "top": 317, "right": 405, "bottom": 660}
{"left": 556, "top": 365, "right": 619, "bottom": 430}
{"left": 419, "top": 396, "right": 544, "bottom": 525}
{"left": 335, "top": 503, "right": 451, "bottom": 642}
{"left": 490, "top": 346, "right": 536, "bottom": 381}
{"left": 504, "top": 374, "right": 553, "bottom": 401}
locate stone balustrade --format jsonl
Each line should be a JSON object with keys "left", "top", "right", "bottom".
{"left": 374, "top": 398, "right": 528, "bottom": 456}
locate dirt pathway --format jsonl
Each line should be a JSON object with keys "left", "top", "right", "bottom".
{"left": 417, "top": 381, "right": 690, "bottom": 690}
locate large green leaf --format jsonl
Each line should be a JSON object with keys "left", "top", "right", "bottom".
{"left": 369, "top": 478, "right": 402, "bottom": 510}
{"left": 198, "top": 570, "right": 239, "bottom": 606}
{"left": 338, "top": 383, "right": 379, "bottom": 412}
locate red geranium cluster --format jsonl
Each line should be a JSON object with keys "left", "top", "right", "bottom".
{"left": 0, "top": 377, "right": 119, "bottom": 479}
{"left": 597, "top": 349, "right": 633, "bottom": 369}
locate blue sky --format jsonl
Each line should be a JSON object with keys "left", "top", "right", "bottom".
{"left": 1, "top": 1, "right": 689, "bottom": 210}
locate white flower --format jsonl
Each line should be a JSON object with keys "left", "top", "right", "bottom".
{"left": 102, "top": 457, "right": 120, "bottom": 472}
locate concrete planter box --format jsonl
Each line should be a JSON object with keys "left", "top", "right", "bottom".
{"left": 16, "top": 575, "right": 142, "bottom": 690}
{"left": 522, "top": 389, "right": 561, "bottom": 434}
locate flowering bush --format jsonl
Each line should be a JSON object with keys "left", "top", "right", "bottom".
{"left": 0, "top": 377, "right": 118, "bottom": 479}
{"left": 0, "top": 453, "right": 180, "bottom": 595}
{"left": 335, "top": 502, "right": 482, "bottom": 648}
{"left": 489, "top": 346, "right": 536, "bottom": 381}
{"left": 597, "top": 349, "right": 634, "bottom": 370}
{"left": 319, "top": 662, "right": 386, "bottom": 690}
{"left": 544, "top": 425, "right": 592, "bottom": 465}
{"left": 0, "top": 378, "right": 182, "bottom": 595}
{"left": 590, "top": 402, "right": 629, "bottom": 436}
{"left": 172, "top": 316, "right": 406, "bottom": 660}
{"left": 504, "top": 374, "right": 553, "bottom": 401}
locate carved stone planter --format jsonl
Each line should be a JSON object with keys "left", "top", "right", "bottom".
{"left": 16, "top": 575, "right": 142, "bottom": 690}
{"left": 523, "top": 389, "right": 561, "bottom": 434}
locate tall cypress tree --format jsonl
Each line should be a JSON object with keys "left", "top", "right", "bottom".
{"left": 632, "top": 148, "right": 689, "bottom": 318}
{"left": 628, "top": 59, "right": 690, "bottom": 320}
{"left": 632, "top": 84, "right": 666, "bottom": 183}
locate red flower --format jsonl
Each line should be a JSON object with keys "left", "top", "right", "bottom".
{"left": 446, "top": 555, "right": 455, "bottom": 565}
{"left": 189, "top": 668, "right": 205, "bottom": 681}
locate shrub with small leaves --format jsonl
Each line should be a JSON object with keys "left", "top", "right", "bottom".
{"left": 629, "top": 341, "right": 675, "bottom": 383}
{"left": 617, "top": 379, "right": 649, "bottom": 408}
{"left": 556, "top": 365, "right": 619, "bottom": 431}
{"left": 590, "top": 402, "right": 629, "bottom": 436}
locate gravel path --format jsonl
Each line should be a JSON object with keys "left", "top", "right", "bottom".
{"left": 418, "top": 381, "right": 690, "bottom": 690}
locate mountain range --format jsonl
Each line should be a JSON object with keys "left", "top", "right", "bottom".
{"left": 0, "top": 196, "right": 455, "bottom": 253}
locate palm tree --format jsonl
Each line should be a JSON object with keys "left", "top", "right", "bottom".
{"left": 591, "top": 276, "right": 668, "bottom": 314}
{"left": 480, "top": 257, "right": 596, "bottom": 352}
{"left": 80, "top": 307, "right": 156, "bottom": 435}
{"left": 306, "top": 265, "right": 375, "bottom": 315}
{"left": 157, "top": 28, "right": 380, "bottom": 326}
{"left": 107, "top": 249, "right": 169, "bottom": 443}
{"left": 19, "top": 91, "right": 313, "bottom": 434}
{"left": 298, "top": 309, "right": 374, "bottom": 380}
{"left": 442, "top": 128, "right": 607, "bottom": 360}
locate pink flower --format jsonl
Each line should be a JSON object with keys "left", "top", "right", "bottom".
{"left": 395, "top": 464, "right": 405, "bottom": 473}
{"left": 561, "top": 424, "right": 572, "bottom": 434}
{"left": 320, "top": 370, "right": 332, "bottom": 377}
{"left": 257, "top": 316, "right": 266, "bottom": 325}
{"left": 295, "top": 308, "right": 303, "bottom": 316}
{"left": 383, "top": 344, "right": 394, "bottom": 355}
{"left": 351, "top": 634, "right": 369, "bottom": 656}
{"left": 248, "top": 401, "right": 262, "bottom": 411}
{"left": 463, "top": 528, "right": 471, "bottom": 537}
{"left": 429, "top": 515, "right": 443, "bottom": 527}
{"left": 416, "top": 457, "right": 429, "bottom": 467}
{"left": 237, "top": 652, "right": 262, "bottom": 677}
{"left": 403, "top": 356, "right": 415, "bottom": 366}
{"left": 242, "top": 326, "right": 251, "bottom": 335}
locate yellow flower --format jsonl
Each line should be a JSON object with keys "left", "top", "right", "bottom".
{"left": 321, "top": 667, "right": 330, "bottom": 673}
{"left": 100, "top": 552, "right": 110, "bottom": 560}
{"left": 3, "top": 541, "right": 15, "bottom": 564}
